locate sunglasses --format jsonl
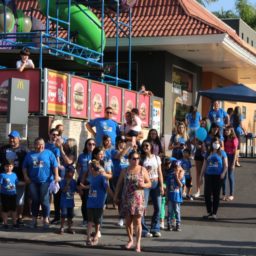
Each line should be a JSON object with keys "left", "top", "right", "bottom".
{"left": 52, "top": 133, "right": 59, "bottom": 136}
{"left": 131, "top": 157, "right": 140, "bottom": 160}
{"left": 106, "top": 111, "right": 113, "bottom": 114}
{"left": 88, "top": 143, "right": 95, "bottom": 146}
{"left": 143, "top": 144, "right": 150, "bottom": 148}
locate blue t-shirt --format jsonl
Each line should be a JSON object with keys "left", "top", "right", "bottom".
{"left": 171, "top": 135, "right": 187, "bottom": 160}
{"left": 166, "top": 171, "right": 185, "bottom": 203}
{"left": 185, "top": 112, "right": 201, "bottom": 129}
{"left": 205, "top": 150, "right": 227, "bottom": 175}
{"left": 88, "top": 118, "right": 120, "bottom": 146}
{"left": 181, "top": 159, "right": 192, "bottom": 178}
{"left": 45, "top": 142, "right": 61, "bottom": 158}
{"left": 208, "top": 108, "right": 227, "bottom": 128}
{"left": 87, "top": 174, "right": 108, "bottom": 208}
{"left": 60, "top": 179, "right": 77, "bottom": 208}
{"left": 0, "top": 172, "right": 18, "bottom": 195}
{"left": 23, "top": 149, "right": 58, "bottom": 183}
{"left": 111, "top": 149, "right": 130, "bottom": 178}
{"left": 77, "top": 153, "right": 92, "bottom": 181}
{"left": 230, "top": 115, "right": 244, "bottom": 135}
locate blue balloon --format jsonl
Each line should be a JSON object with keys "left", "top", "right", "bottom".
{"left": 196, "top": 127, "right": 207, "bottom": 142}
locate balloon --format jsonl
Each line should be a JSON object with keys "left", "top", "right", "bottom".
{"left": 16, "top": 10, "right": 32, "bottom": 32}
{"left": 0, "top": 4, "right": 15, "bottom": 32}
{"left": 196, "top": 127, "right": 207, "bottom": 142}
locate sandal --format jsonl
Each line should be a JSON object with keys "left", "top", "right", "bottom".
{"left": 91, "top": 237, "right": 99, "bottom": 246}
{"left": 125, "top": 241, "right": 134, "bottom": 250}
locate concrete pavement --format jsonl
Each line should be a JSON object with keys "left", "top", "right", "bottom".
{"left": 0, "top": 158, "right": 256, "bottom": 255}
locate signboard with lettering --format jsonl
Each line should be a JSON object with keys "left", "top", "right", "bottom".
{"left": 152, "top": 99, "right": 162, "bottom": 135}
{"left": 8, "top": 78, "right": 30, "bottom": 124}
{"left": 47, "top": 70, "right": 68, "bottom": 115}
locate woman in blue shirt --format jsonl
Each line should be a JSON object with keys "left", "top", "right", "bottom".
{"left": 76, "top": 138, "right": 96, "bottom": 226}
{"left": 200, "top": 137, "right": 228, "bottom": 220}
{"left": 185, "top": 106, "right": 201, "bottom": 143}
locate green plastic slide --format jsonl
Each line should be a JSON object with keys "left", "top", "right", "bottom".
{"left": 38, "top": 0, "right": 105, "bottom": 52}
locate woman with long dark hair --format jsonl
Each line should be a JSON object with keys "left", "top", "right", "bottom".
{"left": 200, "top": 137, "right": 228, "bottom": 220}
{"left": 230, "top": 106, "right": 246, "bottom": 167}
{"left": 77, "top": 138, "right": 96, "bottom": 226}
{"left": 147, "top": 129, "right": 164, "bottom": 157}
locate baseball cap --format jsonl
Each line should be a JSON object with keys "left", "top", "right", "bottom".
{"left": 164, "top": 156, "right": 177, "bottom": 164}
{"left": 171, "top": 160, "right": 182, "bottom": 168}
{"left": 8, "top": 130, "right": 21, "bottom": 138}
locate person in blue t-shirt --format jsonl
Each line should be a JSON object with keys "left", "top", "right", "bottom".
{"left": 59, "top": 165, "right": 77, "bottom": 235}
{"left": 208, "top": 101, "right": 228, "bottom": 136}
{"left": 0, "top": 159, "right": 24, "bottom": 228}
{"left": 200, "top": 137, "right": 228, "bottom": 220}
{"left": 181, "top": 149, "right": 193, "bottom": 200}
{"left": 85, "top": 160, "right": 109, "bottom": 246}
{"left": 166, "top": 160, "right": 185, "bottom": 232}
{"left": 185, "top": 106, "right": 202, "bottom": 142}
{"left": 86, "top": 106, "right": 120, "bottom": 146}
{"left": 76, "top": 138, "right": 96, "bottom": 226}
{"left": 23, "top": 138, "right": 59, "bottom": 228}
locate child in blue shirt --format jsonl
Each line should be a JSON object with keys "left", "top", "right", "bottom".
{"left": 59, "top": 165, "right": 77, "bottom": 234}
{"left": 166, "top": 160, "right": 185, "bottom": 232}
{"left": 181, "top": 149, "right": 193, "bottom": 200}
{"left": 85, "top": 160, "right": 109, "bottom": 246}
{"left": 0, "top": 160, "right": 24, "bottom": 229}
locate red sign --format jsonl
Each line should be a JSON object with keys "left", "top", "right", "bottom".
{"left": 70, "top": 76, "right": 88, "bottom": 119}
{"left": 47, "top": 70, "right": 68, "bottom": 115}
{"left": 90, "top": 81, "right": 106, "bottom": 118}
{"left": 108, "top": 86, "right": 122, "bottom": 122}
{"left": 138, "top": 94, "right": 150, "bottom": 127}
{"left": 124, "top": 90, "right": 137, "bottom": 113}
{"left": 0, "top": 69, "right": 40, "bottom": 113}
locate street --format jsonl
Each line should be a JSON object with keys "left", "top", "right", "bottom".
{"left": 0, "top": 158, "right": 256, "bottom": 256}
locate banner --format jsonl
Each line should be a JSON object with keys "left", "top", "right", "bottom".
{"left": 47, "top": 70, "right": 68, "bottom": 115}
{"left": 138, "top": 94, "right": 150, "bottom": 127}
{"left": 90, "top": 81, "right": 106, "bottom": 118}
{"left": 108, "top": 86, "right": 122, "bottom": 122}
{"left": 124, "top": 90, "right": 137, "bottom": 113}
{"left": 70, "top": 76, "right": 88, "bottom": 119}
{"left": 0, "top": 69, "right": 40, "bottom": 113}
{"left": 152, "top": 100, "right": 162, "bottom": 135}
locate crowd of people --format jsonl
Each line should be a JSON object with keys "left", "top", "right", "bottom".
{"left": 0, "top": 102, "right": 246, "bottom": 252}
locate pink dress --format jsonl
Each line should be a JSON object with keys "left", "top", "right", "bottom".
{"left": 121, "top": 168, "right": 145, "bottom": 216}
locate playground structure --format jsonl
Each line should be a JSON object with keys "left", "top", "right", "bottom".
{"left": 0, "top": 0, "right": 135, "bottom": 88}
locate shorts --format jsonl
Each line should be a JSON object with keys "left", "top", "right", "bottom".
{"left": 87, "top": 208, "right": 103, "bottom": 225}
{"left": 61, "top": 207, "right": 74, "bottom": 219}
{"left": 185, "top": 177, "right": 192, "bottom": 188}
{"left": 16, "top": 184, "right": 26, "bottom": 206}
{"left": 1, "top": 193, "right": 17, "bottom": 212}
{"left": 127, "top": 130, "right": 139, "bottom": 137}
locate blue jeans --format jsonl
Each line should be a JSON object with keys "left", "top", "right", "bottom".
{"left": 222, "top": 153, "right": 235, "bottom": 196}
{"left": 142, "top": 180, "right": 161, "bottom": 235}
{"left": 29, "top": 182, "right": 50, "bottom": 218}
{"left": 167, "top": 201, "right": 181, "bottom": 225}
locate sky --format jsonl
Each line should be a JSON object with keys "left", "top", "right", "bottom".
{"left": 207, "top": 0, "right": 256, "bottom": 13}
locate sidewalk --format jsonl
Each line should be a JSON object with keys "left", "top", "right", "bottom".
{"left": 0, "top": 158, "right": 256, "bottom": 255}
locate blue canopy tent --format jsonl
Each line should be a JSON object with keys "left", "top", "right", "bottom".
{"left": 196, "top": 84, "right": 256, "bottom": 105}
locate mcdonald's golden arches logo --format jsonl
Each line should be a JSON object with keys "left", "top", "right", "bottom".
{"left": 17, "top": 80, "right": 24, "bottom": 90}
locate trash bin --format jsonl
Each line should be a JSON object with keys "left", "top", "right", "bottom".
{"left": 245, "top": 133, "right": 256, "bottom": 158}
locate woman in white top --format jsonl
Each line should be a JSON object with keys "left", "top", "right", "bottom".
{"left": 140, "top": 140, "right": 164, "bottom": 238}
{"left": 16, "top": 48, "right": 35, "bottom": 72}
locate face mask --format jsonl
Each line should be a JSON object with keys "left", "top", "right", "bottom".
{"left": 212, "top": 142, "right": 220, "bottom": 150}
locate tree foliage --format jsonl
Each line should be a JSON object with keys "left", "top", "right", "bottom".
{"left": 196, "top": 0, "right": 218, "bottom": 7}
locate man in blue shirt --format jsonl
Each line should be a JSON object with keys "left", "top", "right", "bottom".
{"left": 208, "top": 101, "right": 228, "bottom": 134}
{"left": 86, "top": 106, "right": 120, "bottom": 146}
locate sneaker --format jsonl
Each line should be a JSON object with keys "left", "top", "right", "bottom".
{"left": 182, "top": 192, "right": 187, "bottom": 198}
{"left": 186, "top": 195, "right": 194, "bottom": 201}
{"left": 152, "top": 231, "right": 161, "bottom": 237}
{"left": 30, "top": 219, "right": 37, "bottom": 229}
{"left": 211, "top": 214, "right": 217, "bottom": 220}
{"left": 176, "top": 225, "right": 181, "bottom": 232}
{"left": 81, "top": 220, "right": 87, "bottom": 227}
{"left": 59, "top": 227, "right": 64, "bottom": 235}
{"left": 143, "top": 232, "right": 153, "bottom": 238}
{"left": 43, "top": 222, "right": 49, "bottom": 229}
{"left": 17, "top": 218, "right": 24, "bottom": 226}
{"left": 13, "top": 224, "right": 20, "bottom": 229}
{"left": 203, "top": 213, "right": 212, "bottom": 220}
{"left": 228, "top": 196, "right": 234, "bottom": 201}
{"left": 117, "top": 218, "right": 124, "bottom": 227}
{"left": 160, "top": 222, "right": 165, "bottom": 230}
{"left": 50, "top": 218, "right": 60, "bottom": 225}
{"left": 193, "top": 192, "right": 200, "bottom": 198}
{"left": 98, "top": 230, "right": 101, "bottom": 238}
